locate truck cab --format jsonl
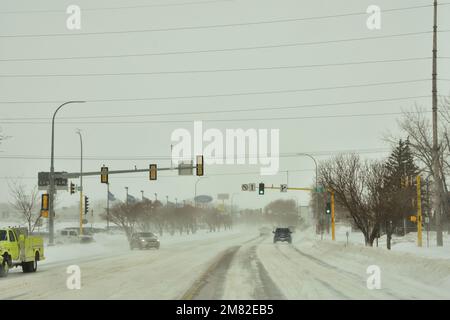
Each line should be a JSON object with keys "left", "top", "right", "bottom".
{"left": 0, "top": 227, "right": 45, "bottom": 278}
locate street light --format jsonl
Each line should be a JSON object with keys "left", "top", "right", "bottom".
{"left": 48, "top": 100, "right": 86, "bottom": 246}
{"left": 75, "top": 129, "right": 84, "bottom": 236}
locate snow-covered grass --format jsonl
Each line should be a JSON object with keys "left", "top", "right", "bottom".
{"left": 313, "top": 224, "right": 450, "bottom": 261}
{"left": 289, "top": 227, "right": 450, "bottom": 299}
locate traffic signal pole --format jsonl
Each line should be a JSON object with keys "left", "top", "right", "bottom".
{"left": 331, "top": 191, "right": 336, "bottom": 241}
{"left": 417, "top": 175, "right": 423, "bottom": 247}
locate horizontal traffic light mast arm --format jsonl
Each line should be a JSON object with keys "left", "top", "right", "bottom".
{"left": 263, "top": 185, "right": 335, "bottom": 193}
{"left": 264, "top": 186, "right": 314, "bottom": 192}
{"left": 61, "top": 166, "right": 195, "bottom": 179}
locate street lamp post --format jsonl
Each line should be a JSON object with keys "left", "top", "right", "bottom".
{"left": 48, "top": 100, "right": 85, "bottom": 246}
{"left": 76, "top": 129, "right": 84, "bottom": 236}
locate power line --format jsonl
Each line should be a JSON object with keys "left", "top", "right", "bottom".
{"left": 0, "top": 78, "right": 431, "bottom": 105}
{"left": 0, "top": 95, "right": 431, "bottom": 121}
{"left": 0, "top": 0, "right": 232, "bottom": 15}
{"left": 0, "top": 57, "right": 432, "bottom": 78}
{"left": 0, "top": 110, "right": 431, "bottom": 125}
{"left": 1, "top": 30, "right": 448, "bottom": 62}
{"left": 1, "top": 4, "right": 449, "bottom": 38}
{"left": 0, "top": 148, "right": 391, "bottom": 162}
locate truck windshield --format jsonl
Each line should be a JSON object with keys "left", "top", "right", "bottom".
{"left": 0, "top": 230, "right": 6, "bottom": 241}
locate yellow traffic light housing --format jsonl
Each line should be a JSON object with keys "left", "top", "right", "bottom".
{"left": 196, "top": 155, "right": 204, "bottom": 177}
{"left": 150, "top": 164, "right": 157, "bottom": 181}
{"left": 101, "top": 166, "right": 109, "bottom": 184}
{"left": 41, "top": 193, "right": 49, "bottom": 218}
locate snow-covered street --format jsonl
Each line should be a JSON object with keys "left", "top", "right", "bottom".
{"left": 1, "top": 227, "right": 448, "bottom": 300}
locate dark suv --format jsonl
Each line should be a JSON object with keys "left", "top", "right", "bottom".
{"left": 130, "top": 232, "right": 160, "bottom": 250}
{"left": 273, "top": 228, "right": 292, "bottom": 244}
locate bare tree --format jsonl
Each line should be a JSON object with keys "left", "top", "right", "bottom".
{"left": 108, "top": 202, "right": 143, "bottom": 241}
{"left": 319, "top": 154, "right": 382, "bottom": 246}
{"left": 395, "top": 105, "right": 449, "bottom": 245}
{"left": 9, "top": 182, "right": 40, "bottom": 233}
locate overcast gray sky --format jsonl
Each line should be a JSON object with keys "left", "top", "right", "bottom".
{"left": 0, "top": 0, "right": 449, "bottom": 210}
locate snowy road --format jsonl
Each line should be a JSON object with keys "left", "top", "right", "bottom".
{"left": 0, "top": 228, "right": 449, "bottom": 300}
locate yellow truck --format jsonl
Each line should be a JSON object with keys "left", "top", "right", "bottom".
{"left": 0, "top": 227, "right": 45, "bottom": 278}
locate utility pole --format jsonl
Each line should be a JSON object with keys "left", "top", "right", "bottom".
{"left": 125, "top": 187, "right": 129, "bottom": 205}
{"left": 432, "top": 0, "right": 444, "bottom": 247}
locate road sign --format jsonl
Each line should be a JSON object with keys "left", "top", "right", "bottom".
{"left": 178, "top": 161, "right": 194, "bottom": 176}
{"left": 82, "top": 219, "right": 88, "bottom": 225}
{"left": 249, "top": 183, "right": 256, "bottom": 192}
{"left": 38, "top": 172, "right": 69, "bottom": 191}
{"left": 280, "top": 184, "right": 288, "bottom": 193}
{"left": 241, "top": 184, "right": 249, "bottom": 191}
{"left": 195, "top": 195, "right": 213, "bottom": 204}
{"left": 218, "top": 193, "right": 230, "bottom": 201}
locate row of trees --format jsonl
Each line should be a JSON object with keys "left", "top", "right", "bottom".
{"left": 106, "top": 200, "right": 233, "bottom": 241}
{"left": 239, "top": 199, "right": 302, "bottom": 227}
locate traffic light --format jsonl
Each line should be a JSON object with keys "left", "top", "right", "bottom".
{"left": 84, "top": 196, "right": 89, "bottom": 215}
{"left": 70, "top": 182, "right": 76, "bottom": 195}
{"left": 101, "top": 166, "right": 109, "bottom": 184}
{"left": 326, "top": 202, "right": 332, "bottom": 215}
{"left": 259, "top": 183, "right": 265, "bottom": 195}
{"left": 149, "top": 164, "right": 157, "bottom": 181}
{"left": 196, "top": 155, "right": 204, "bottom": 177}
{"left": 41, "top": 193, "right": 49, "bottom": 218}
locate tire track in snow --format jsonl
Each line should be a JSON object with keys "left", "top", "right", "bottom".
{"left": 182, "top": 236, "right": 285, "bottom": 300}
{"left": 273, "top": 245, "right": 351, "bottom": 299}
